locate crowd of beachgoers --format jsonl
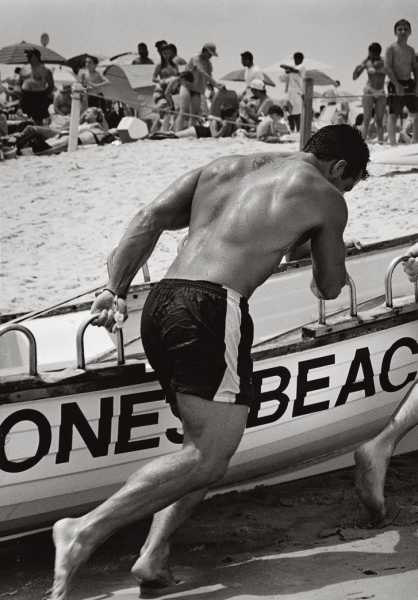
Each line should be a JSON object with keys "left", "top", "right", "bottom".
{"left": 0, "top": 17, "right": 417, "bottom": 160}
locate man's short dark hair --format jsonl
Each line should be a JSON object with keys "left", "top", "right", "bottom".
{"left": 303, "top": 125, "right": 370, "bottom": 179}
{"left": 368, "top": 42, "right": 382, "bottom": 54}
{"left": 394, "top": 19, "right": 411, "bottom": 33}
{"left": 268, "top": 105, "right": 284, "bottom": 117}
{"left": 155, "top": 40, "right": 167, "bottom": 49}
{"left": 241, "top": 51, "right": 253, "bottom": 60}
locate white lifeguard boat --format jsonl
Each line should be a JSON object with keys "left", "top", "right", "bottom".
{"left": 0, "top": 234, "right": 417, "bottom": 540}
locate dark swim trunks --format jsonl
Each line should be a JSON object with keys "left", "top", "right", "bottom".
{"left": 387, "top": 79, "right": 418, "bottom": 115}
{"left": 141, "top": 279, "right": 254, "bottom": 410}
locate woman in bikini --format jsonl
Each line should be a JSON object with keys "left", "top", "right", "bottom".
{"left": 353, "top": 42, "right": 387, "bottom": 143}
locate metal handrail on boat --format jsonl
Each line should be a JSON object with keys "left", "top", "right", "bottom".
{"left": 76, "top": 314, "right": 125, "bottom": 369}
{"left": 318, "top": 274, "right": 357, "bottom": 325}
{"left": 385, "top": 255, "right": 418, "bottom": 308}
{"left": 0, "top": 325, "right": 38, "bottom": 376}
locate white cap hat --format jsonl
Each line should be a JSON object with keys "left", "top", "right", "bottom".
{"left": 249, "top": 78, "right": 265, "bottom": 91}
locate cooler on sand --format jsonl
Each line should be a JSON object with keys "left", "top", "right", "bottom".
{"left": 116, "top": 117, "right": 148, "bottom": 142}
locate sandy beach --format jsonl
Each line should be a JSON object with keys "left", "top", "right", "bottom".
{"left": 0, "top": 137, "right": 418, "bottom": 599}
{"left": 1, "top": 451, "right": 418, "bottom": 599}
{"left": 1, "top": 138, "right": 417, "bottom": 314}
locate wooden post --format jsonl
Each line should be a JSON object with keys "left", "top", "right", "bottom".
{"left": 299, "top": 77, "right": 314, "bottom": 150}
{"left": 68, "top": 83, "right": 84, "bottom": 152}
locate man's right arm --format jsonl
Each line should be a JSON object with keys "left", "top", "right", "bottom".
{"left": 105, "top": 167, "right": 202, "bottom": 298}
{"left": 309, "top": 201, "right": 348, "bottom": 300}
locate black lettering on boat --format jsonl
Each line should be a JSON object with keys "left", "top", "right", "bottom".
{"left": 336, "top": 347, "right": 375, "bottom": 406}
{"left": 293, "top": 355, "right": 335, "bottom": 417}
{"left": 248, "top": 365, "right": 291, "bottom": 427}
{"left": 0, "top": 409, "right": 51, "bottom": 473}
{"left": 115, "top": 392, "right": 161, "bottom": 454}
{"left": 56, "top": 397, "right": 114, "bottom": 464}
{"left": 380, "top": 337, "right": 418, "bottom": 392}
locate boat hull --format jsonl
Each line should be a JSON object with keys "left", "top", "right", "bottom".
{"left": 1, "top": 316, "right": 417, "bottom": 539}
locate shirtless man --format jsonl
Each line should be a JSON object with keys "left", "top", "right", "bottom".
{"left": 49, "top": 125, "right": 369, "bottom": 600}
{"left": 385, "top": 19, "right": 418, "bottom": 145}
{"left": 355, "top": 241, "right": 418, "bottom": 522}
{"left": 20, "top": 47, "right": 54, "bottom": 124}
{"left": 353, "top": 42, "right": 386, "bottom": 143}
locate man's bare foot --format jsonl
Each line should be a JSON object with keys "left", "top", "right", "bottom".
{"left": 131, "top": 545, "right": 177, "bottom": 593}
{"left": 354, "top": 439, "right": 393, "bottom": 523}
{"left": 49, "top": 518, "right": 92, "bottom": 600}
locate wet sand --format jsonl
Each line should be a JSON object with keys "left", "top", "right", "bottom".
{"left": 1, "top": 452, "right": 417, "bottom": 599}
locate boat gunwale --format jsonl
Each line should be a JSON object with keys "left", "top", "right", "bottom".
{"left": 1, "top": 306, "right": 417, "bottom": 405}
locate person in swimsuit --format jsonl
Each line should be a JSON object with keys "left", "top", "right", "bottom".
{"left": 20, "top": 47, "right": 54, "bottom": 125}
{"left": 353, "top": 42, "right": 387, "bottom": 143}
{"left": 49, "top": 125, "right": 369, "bottom": 600}
{"left": 355, "top": 241, "right": 418, "bottom": 523}
{"left": 384, "top": 19, "right": 418, "bottom": 145}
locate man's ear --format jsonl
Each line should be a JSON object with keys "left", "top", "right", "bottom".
{"left": 329, "top": 159, "right": 347, "bottom": 179}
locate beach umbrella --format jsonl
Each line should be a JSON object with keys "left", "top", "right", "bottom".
{"left": 0, "top": 41, "right": 66, "bottom": 64}
{"left": 221, "top": 68, "right": 276, "bottom": 87}
{"left": 264, "top": 57, "right": 332, "bottom": 77}
{"left": 67, "top": 53, "right": 108, "bottom": 74}
{"left": 101, "top": 52, "right": 138, "bottom": 66}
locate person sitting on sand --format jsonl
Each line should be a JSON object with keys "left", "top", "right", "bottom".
{"left": 353, "top": 42, "right": 387, "bottom": 143}
{"left": 238, "top": 78, "right": 274, "bottom": 132}
{"left": 256, "top": 105, "right": 290, "bottom": 142}
{"left": 150, "top": 105, "right": 238, "bottom": 139}
{"left": 15, "top": 106, "right": 109, "bottom": 154}
{"left": 355, "top": 241, "right": 418, "bottom": 523}
{"left": 20, "top": 47, "right": 54, "bottom": 125}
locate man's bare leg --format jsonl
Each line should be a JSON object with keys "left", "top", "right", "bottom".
{"left": 355, "top": 381, "right": 418, "bottom": 521}
{"left": 50, "top": 394, "right": 248, "bottom": 600}
{"left": 131, "top": 488, "right": 208, "bottom": 588}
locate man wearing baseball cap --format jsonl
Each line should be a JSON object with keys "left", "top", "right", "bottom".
{"left": 175, "top": 42, "right": 224, "bottom": 130}
{"left": 238, "top": 77, "right": 273, "bottom": 131}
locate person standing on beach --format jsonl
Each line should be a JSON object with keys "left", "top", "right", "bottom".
{"left": 49, "top": 125, "right": 369, "bottom": 600}
{"left": 132, "top": 42, "right": 154, "bottom": 65}
{"left": 280, "top": 52, "right": 306, "bottom": 132}
{"left": 384, "top": 19, "right": 418, "bottom": 145}
{"left": 240, "top": 50, "right": 264, "bottom": 88}
{"left": 353, "top": 42, "right": 387, "bottom": 143}
{"left": 175, "top": 43, "right": 224, "bottom": 130}
{"left": 20, "top": 48, "right": 54, "bottom": 125}
{"left": 355, "top": 241, "right": 418, "bottom": 523}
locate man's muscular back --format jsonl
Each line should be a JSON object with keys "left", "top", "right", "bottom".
{"left": 166, "top": 152, "right": 348, "bottom": 298}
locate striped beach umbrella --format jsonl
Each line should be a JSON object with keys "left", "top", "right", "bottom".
{"left": 0, "top": 41, "right": 66, "bottom": 65}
